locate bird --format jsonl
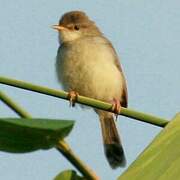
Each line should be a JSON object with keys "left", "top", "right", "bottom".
{"left": 53, "top": 11, "right": 128, "bottom": 169}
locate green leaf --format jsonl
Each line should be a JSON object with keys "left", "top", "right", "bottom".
{"left": 0, "top": 118, "right": 74, "bottom": 153}
{"left": 54, "top": 170, "right": 85, "bottom": 180}
{"left": 118, "top": 113, "right": 180, "bottom": 180}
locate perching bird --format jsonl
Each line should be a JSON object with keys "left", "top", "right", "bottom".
{"left": 53, "top": 11, "right": 128, "bottom": 169}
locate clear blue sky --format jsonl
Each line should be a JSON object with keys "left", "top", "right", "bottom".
{"left": 0, "top": 1, "right": 179, "bottom": 179}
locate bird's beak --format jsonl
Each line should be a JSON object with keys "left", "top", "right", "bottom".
{"left": 52, "top": 25, "right": 67, "bottom": 31}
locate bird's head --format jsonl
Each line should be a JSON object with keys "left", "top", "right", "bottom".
{"left": 52, "top": 11, "right": 101, "bottom": 43}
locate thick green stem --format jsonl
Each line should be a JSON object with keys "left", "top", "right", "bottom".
{"left": 0, "top": 90, "right": 99, "bottom": 180}
{"left": 0, "top": 76, "right": 169, "bottom": 127}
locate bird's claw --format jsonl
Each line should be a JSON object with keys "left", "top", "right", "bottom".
{"left": 67, "top": 90, "right": 79, "bottom": 107}
{"left": 111, "top": 98, "right": 121, "bottom": 121}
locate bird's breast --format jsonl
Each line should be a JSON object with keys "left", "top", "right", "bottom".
{"left": 57, "top": 37, "right": 123, "bottom": 101}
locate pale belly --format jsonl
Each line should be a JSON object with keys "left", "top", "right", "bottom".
{"left": 57, "top": 37, "right": 123, "bottom": 102}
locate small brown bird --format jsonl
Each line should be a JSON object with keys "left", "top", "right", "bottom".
{"left": 53, "top": 11, "right": 128, "bottom": 169}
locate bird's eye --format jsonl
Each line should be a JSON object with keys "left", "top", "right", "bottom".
{"left": 74, "top": 25, "right": 80, "bottom": 31}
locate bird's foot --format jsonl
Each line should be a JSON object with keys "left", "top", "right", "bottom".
{"left": 67, "top": 90, "right": 79, "bottom": 107}
{"left": 111, "top": 98, "right": 121, "bottom": 121}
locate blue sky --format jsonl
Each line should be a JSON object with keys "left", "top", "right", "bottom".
{"left": 0, "top": 1, "right": 179, "bottom": 179}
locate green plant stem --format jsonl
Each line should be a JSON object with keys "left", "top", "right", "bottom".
{"left": 0, "top": 76, "right": 169, "bottom": 127}
{"left": 57, "top": 140, "right": 99, "bottom": 180}
{"left": 0, "top": 90, "right": 32, "bottom": 118}
{"left": 0, "top": 90, "right": 99, "bottom": 180}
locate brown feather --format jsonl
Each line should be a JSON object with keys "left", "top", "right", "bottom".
{"left": 103, "top": 39, "right": 128, "bottom": 107}
{"left": 99, "top": 111, "right": 126, "bottom": 168}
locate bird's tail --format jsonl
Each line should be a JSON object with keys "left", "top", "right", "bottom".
{"left": 99, "top": 111, "right": 126, "bottom": 169}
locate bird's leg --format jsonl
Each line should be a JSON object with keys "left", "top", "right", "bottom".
{"left": 67, "top": 90, "right": 79, "bottom": 107}
{"left": 111, "top": 98, "right": 121, "bottom": 121}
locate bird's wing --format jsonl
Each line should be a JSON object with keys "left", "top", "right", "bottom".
{"left": 105, "top": 39, "right": 128, "bottom": 108}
